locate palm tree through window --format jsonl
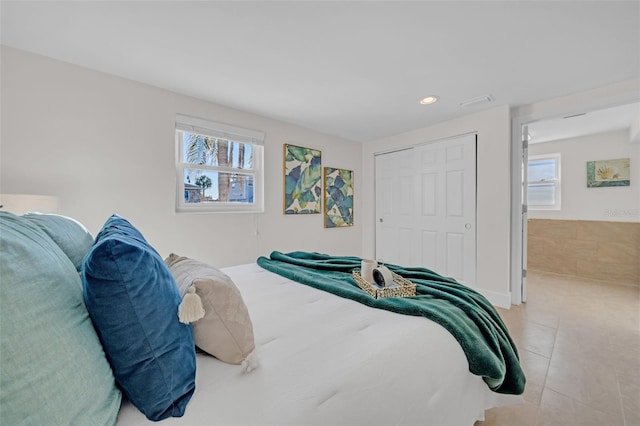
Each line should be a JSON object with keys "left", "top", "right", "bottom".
{"left": 175, "top": 114, "right": 264, "bottom": 213}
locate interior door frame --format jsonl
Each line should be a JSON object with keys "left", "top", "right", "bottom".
{"left": 509, "top": 95, "right": 640, "bottom": 305}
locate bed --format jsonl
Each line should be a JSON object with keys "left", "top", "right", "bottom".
{"left": 0, "top": 212, "right": 523, "bottom": 426}
{"left": 117, "top": 260, "right": 523, "bottom": 425}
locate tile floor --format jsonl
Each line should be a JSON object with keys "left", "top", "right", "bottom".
{"left": 476, "top": 270, "right": 640, "bottom": 426}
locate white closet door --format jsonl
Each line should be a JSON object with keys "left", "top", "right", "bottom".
{"left": 415, "top": 134, "right": 476, "bottom": 284}
{"left": 375, "top": 134, "right": 476, "bottom": 285}
{"left": 375, "top": 148, "right": 416, "bottom": 266}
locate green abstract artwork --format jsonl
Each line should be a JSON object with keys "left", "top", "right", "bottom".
{"left": 283, "top": 144, "right": 322, "bottom": 214}
{"left": 324, "top": 167, "right": 354, "bottom": 228}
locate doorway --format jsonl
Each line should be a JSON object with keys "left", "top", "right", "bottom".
{"left": 511, "top": 101, "right": 640, "bottom": 304}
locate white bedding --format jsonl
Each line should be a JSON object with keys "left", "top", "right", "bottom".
{"left": 117, "top": 263, "right": 521, "bottom": 425}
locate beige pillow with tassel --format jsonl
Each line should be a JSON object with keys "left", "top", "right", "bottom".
{"left": 165, "top": 254, "right": 257, "bottom": 370}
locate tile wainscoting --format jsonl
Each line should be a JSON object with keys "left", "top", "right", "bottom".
{"left": 527, "top": 219, "right": 639, "bottom": 286}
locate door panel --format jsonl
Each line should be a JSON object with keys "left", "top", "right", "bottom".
{"left": 421, "top": 173, "right": 437, "bottom": 216}
{"left": 446, "top": 232, "right": 465, "bottom": 278}
{"left": 446, "top": 170, "right": 464, "bottom": 216}
{"left": 398, "top": 227, "right": 414, "bottom": 265}
{"left": 421, "top": 230, "right": 438, "bottom": 267}
{"left": 398, "top": 175, "right": 414, "bottom": 215}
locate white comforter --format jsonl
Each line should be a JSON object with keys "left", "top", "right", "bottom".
{"left": 117, "top": 263, "right": 521, "bottom": 425}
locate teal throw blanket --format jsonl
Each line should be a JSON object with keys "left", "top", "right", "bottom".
{"left": 257, "top": 251, "right": 525, "bottom": 395}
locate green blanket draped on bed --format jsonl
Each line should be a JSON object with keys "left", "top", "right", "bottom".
{"left": 257, "top": 251, "right": 525, "bottom": 395}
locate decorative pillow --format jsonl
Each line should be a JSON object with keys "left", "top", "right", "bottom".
{"left": 0, "top": 212, "right": 121, "bottom": 425}
{"left": 22, "top": 212, "right": 94, "bottom": 271}
{"left": 165, "top": 253, "right": 256, "bottom": 366}
{"left": 81, "top": 215, "right": 196, "bottom": 421}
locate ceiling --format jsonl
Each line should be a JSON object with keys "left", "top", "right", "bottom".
{"left": 1, "top": 1, "right": 639, "bottom": 143}
{"left": 527, "top": 101, "right": 640, "bottom": 144}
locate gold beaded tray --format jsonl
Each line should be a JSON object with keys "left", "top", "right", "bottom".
{"left": 352, "top": 269, "right": 416, "bottom": 299}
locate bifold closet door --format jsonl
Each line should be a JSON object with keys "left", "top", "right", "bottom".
{"left": 375, "top": 134, "right": 477, "bottom": 285}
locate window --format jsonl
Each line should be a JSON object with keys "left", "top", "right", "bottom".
{"left": 175, "top": 114, "right": 265, "bottom": 213}
{"left": 527, "top": 153, "right": 561, "bottom": 210}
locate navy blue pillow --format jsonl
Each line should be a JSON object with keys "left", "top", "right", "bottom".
{"left": 81, "top": 215, "right": 195, "bottom": 421}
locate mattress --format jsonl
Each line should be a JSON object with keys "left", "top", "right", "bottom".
{"left": 117, "top": 263, "right": 522, "bottom": 425}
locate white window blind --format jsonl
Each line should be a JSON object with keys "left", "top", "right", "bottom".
{"left": 175, "top": 114, "right": 265, "bottom": 146}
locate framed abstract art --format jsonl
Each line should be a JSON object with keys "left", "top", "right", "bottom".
{"left": 283, "top": 144, "right": 322, "bottom": 214}
{"left": 324, "top": 167, "right": 354, "bottom": 228}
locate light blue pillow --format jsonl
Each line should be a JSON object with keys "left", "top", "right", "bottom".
{"left": 0, "top": 211, "right": 121, "bottom": 425}
{"left": 22, "top": 212, "right": 93, "bottom": 271}
{"left": 81, "top": 214, "right": 196, "bottom": 421}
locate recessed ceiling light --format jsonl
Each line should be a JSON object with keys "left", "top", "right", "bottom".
{"left": 419, "top": 96, "right": 439, "bottom": 105}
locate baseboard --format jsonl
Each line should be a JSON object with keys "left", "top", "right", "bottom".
{"left": 478, "top": 289, "right": 512, "bottom": 309}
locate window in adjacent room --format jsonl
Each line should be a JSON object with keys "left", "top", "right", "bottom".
{"left": 175, "top": 114, "right": 265, "bottom": 213}
{"left": 527, "top": 153, "right": 561, "bottom": 210}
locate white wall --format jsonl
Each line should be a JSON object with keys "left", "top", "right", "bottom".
{"left": 631, "top": 110, "right": 640, "bottom": 144}
{"left": 1, "top": 46, "right": 363, "bottom": 266}
{"left": 528, "top": 129, "right": 640, "bottom": 222}
{"left": 361, "top": 106, "right": 513, "bottom": 308}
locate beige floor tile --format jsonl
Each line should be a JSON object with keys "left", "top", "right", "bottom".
{"left": 552, "top": 327, "right": 615, "bottom": 365}
{"left": 619, "top": 376, "right": 640, "bottom": 426}
{"left": 545, "top": 351, "right": 623, "bottom": 416}
{"left": 523, "top": 306, "right": 560, "bottom": 329}
{"left": 482, "top": 271, "right": 636, "bottom": 426}
{"left": 518, "top": 350, "right": 550, "bottom": 405}
{"left": 537, "top": 388, "right": 625, "bottom": 426}
{"left": 509, "top": 320, "right": 557, "bottom": 359}
{"left": 477, "top": 401, "right": 538, "bottom": 426}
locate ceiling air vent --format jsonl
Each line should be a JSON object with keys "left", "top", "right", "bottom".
{"left": 459, "top": 95, "right": 493, "bottom": 108}
{"left": 563, "top": 112, "right": 587, "bottom": 119}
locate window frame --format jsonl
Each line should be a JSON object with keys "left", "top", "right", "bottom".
{"left": 527, "top": 153, "right": 561, "bottom": 211}
{"left": 175, "top": 114, "right": 265, "bottom": 214}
